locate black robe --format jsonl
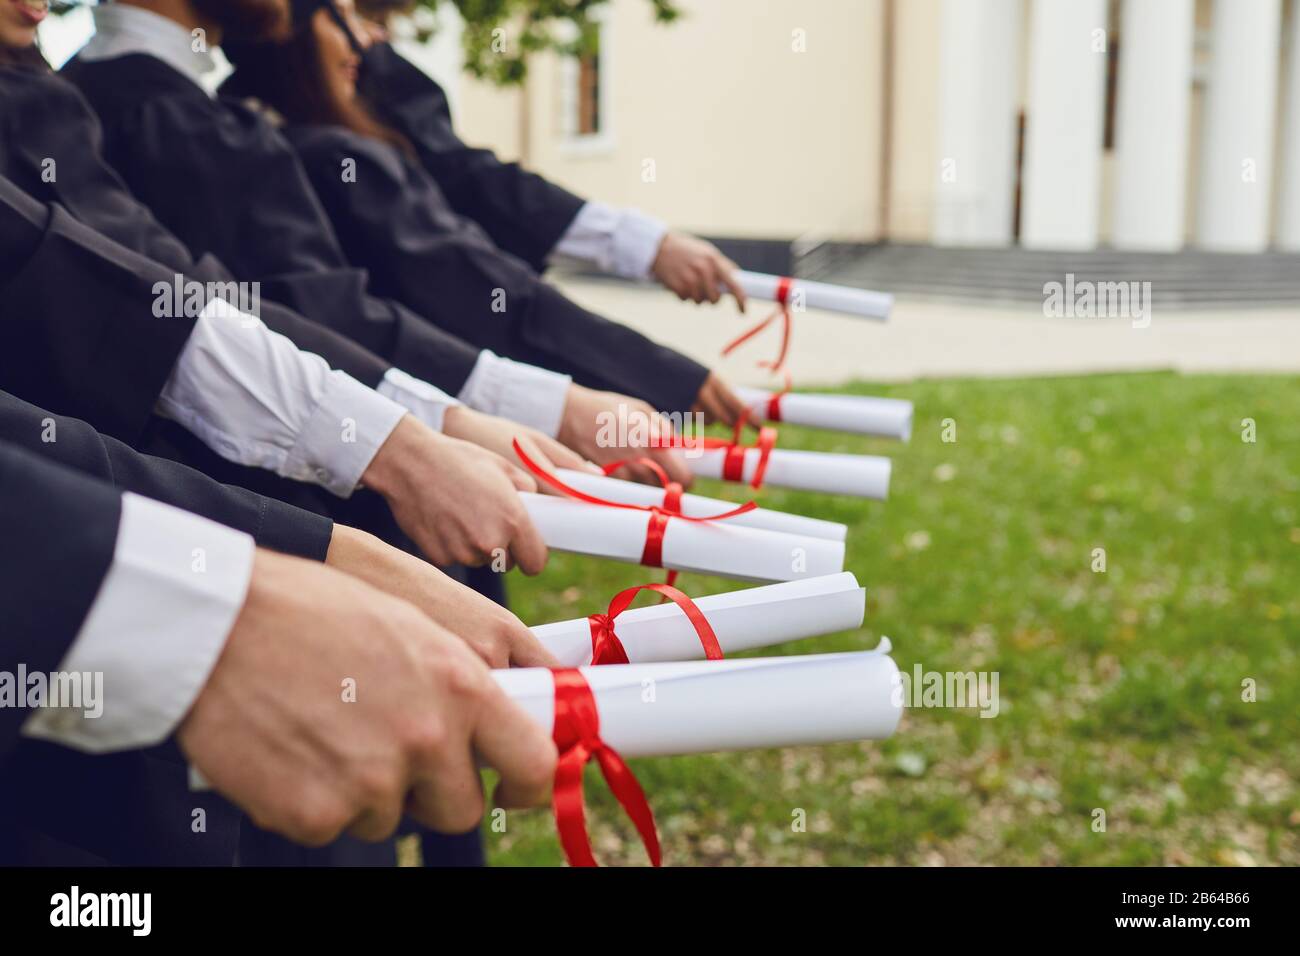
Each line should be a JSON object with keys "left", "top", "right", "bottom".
{"left": 285, "top": 122, "right": 708, "bottom": 413}
{"left": 63, "top": 52, "right": 706, "bottom": 415}
{"left": 61, "top": 54, "right": 482, "bottom": 397}
{"left": 359, "top": 41, "right": 584, "bottom": 272}
{"left": 0, "top": 65, "right": 391, "bottom": 391}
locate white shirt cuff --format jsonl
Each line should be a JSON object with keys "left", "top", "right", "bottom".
{"left": 22, "top": 492, "right": 255, "bottom": 754}
{"left": 378, "top": 367, "right": 461, "bottom": 433}
{"left": 456, "top": 351, "right": 571, "bottom": 438}
{"left": 553, "top": 201, "right": 668, "bottom": 280}
{"left": 279, "top": 370, "right": 407, "bottom": 497}
{"left": 157, "top": 299, "right": 407, "bottom": 498}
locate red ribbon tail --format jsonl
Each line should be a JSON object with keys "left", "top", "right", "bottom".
{"left": 553, "top": 745, "right": 598, "bottom": 867}
{"left": 595, "top": 748, "right": 662, "bottom": 867}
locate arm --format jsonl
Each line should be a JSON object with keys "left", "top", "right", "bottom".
{"left": 0, "top": 388, "right": 333, "bottom": 562}
{"left": 358, "top": 43, "right": 746, "bottom": 306}
{"left": 8, "top": 477, "right": 556, "bottom": 843}
{"left": 361, "top": 41, "right": 585, "bottom": 271}
{"left": 301, "top": 134, "right": 711, "bottom": 417}
{"left": 0, "top": 441, "right": 121, "bottom": 761}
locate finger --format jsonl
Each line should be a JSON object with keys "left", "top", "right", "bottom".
{"left": 703, "top": 263, "right": 724, "bottom": 304}
{"left": 515, "top": 436, "right": 556, "bottom": 474}
{"left": 539, "top": 434, "right": 599, "bottom": 473}
{"left": 501, "top": 459, "right": 538, "bottom": 494}
{"left": 691, "top": 272, "right": 712, "bottom": 304}
{"left": 407, "top": 746, "right": 486, "bottom": 834}
{"left": 714, "top": 379, "right": 749, "bottom": 426}
{"left": 345, "top": 795, "right": 405, "bottom": 842}
{"left": 474, "top": 687, "right": 557, "bottom": 809}
{"left": 503, "top": 622, "right": 561, "bottom": 668}
{"left": 508, "top": 509, "right": 549, "bottom": 576}
{"left": 648, "top": 447, "right": 693, "bottom": 488}
{"left": 719, "top": 264, "right": 748, "bottom": 312}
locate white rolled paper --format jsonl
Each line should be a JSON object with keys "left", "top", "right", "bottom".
{"left": 531, "top": 571, "right": 865, "bottom": 666}
{"left": 735, "top": 387, "right": 913, "bottom": 441}
{"left": 553, "top": 469, "right": 846, "bottom": 541}
{"left": 733, "top": 270, "right": 893, "bottom": 321}
{"left": 189, "top": 643, "right": 898, "bottom": 794}
{"left": 687, "top": 446, "right": 891, "bottom": 499}
{"left": 492, "top": 644, "right": 902, "bottom": 757}
{"left": 522, "top": 493, "right": 844, "bottom": 582}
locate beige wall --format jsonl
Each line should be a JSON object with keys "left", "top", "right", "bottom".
{"left": 886, "top": 0, "right": 941, "bottom": 242}
{"left": 454, "top": 0, "right": 886, "bottom": 241}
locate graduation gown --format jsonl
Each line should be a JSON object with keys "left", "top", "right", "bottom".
{"left": 0, "top": 65, "right": 391, "bottom": 391}
{"left": 0, "top": 441, "right": 120, "bottom": 764}
{"left": 359, "top": 40, "right": 584, "bottom": 272}
{"left": 286, "top": 122, "right": 709, "bottom": 414}
{"left": 61, "top": 53, "right": 481, "bottom": 396}
{"left": 64, "top": 53, "right": 707, "bottom": 415}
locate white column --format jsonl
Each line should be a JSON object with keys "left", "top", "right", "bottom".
{"left": 1196, "top": 0, "right": 1283, "bottom": 252}
{"left": 1276, "top": 1, "right": 1300, "bottom": 250}
{"left": 1020, "top": 0, "right": 1109, "bottom": 249}
{"left": 1111, "top": 0, "right": 1195, "bottom": 250}
{"left": 932, "top": 0, "right": 1022, "bottom": 246}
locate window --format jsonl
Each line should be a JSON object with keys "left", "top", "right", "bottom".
{"left": 576, "top": 48, "right": 601, "bottom": 136}
{"left": 558, "top": 11, "right": 613, "bottom": 153}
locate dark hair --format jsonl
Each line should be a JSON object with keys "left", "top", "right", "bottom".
{"left": 225, "top": 14, "right": 412, "bottom": 155}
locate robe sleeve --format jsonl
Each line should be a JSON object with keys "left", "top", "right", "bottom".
{"left": 361, "top": 41, "right": 586, "bottom": 271}
{"left": 297, "top": 130, "right": 709, "bottom": 415}
{"left": 0, "top": 388, "right": 333, "bottom": 562}
{"left": 88, "top": 91, "right": 481, "bottom": 394}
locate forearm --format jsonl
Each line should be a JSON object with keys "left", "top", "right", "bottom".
{"left": 155, "top": 299, "right": 408, "bottom": 498}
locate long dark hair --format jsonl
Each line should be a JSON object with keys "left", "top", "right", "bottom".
{"left": 223, "top": 7, "right": 412, "bottom": 155}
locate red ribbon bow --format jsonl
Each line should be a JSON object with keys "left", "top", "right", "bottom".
{"left": 513, "top": 439, "right": 758, "bottom": 570}
{"left": 600, "top": 458, "right": 684, "bottom": 588}
{"left": 551, "top": 668, "right": 661, "bottom": 867}
{"left": 702, "top": 411, "right": 778, "bottom": 490}
{"left": 587, "top": 582, "right": 723, "bottom": 665}
{"left": 722, "top": 275, "right": 794, "bottom": 373}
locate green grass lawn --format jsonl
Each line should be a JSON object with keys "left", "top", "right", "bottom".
{"left": 486, "top": 371, "right": 1300, "bottom": 866}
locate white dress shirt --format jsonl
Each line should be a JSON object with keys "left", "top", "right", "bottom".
{"left": 79, "top": 3, "right": 573, "bottom": 439}
{"left": 159, "top": 299, "right": 407, "bottom": 498}
{"left": 23, "top": 492, "right": 255, "bottom": 753}
{"left": 554, "top": 201, "right": 668, "bottom": 281}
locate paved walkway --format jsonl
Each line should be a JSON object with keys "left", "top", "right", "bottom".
{"left": 551, "top": 274, "right": 1300, "bottom": 387}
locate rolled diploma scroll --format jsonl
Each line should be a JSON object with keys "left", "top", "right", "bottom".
{"left": 521, "top": 493, "right": 844, "bottom": 582}
{"left": 553, "top": 468, "right": 846, "bottom": 541}
{"left": 733, "top": 270, "right": 893, "bottom": 321}
{"left": 493, "top": 645, "right": 902, "bottom": 757}
{"left": 188, "top": 645, "right": 898, "bottom": 793}
{"left": 687, "top": 447, "right": 891, "bottom": 499}
{"left": 735, "top": 387, "right": 913, "bottom": 442}
{"left": 532, "top": 571, "right": 865, "bottom": 666}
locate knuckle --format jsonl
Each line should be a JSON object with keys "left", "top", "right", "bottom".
{"left": 287, "top": 790, "right": 349, "bottom": 846}
{"left": 354, "top": 762, "right": 402, "bottom": 805}
{"left": 444, "top": 658, "right": 489, "bottom": 700}
{"left": 405, "top": 714, "right": 451, "bottom": 763}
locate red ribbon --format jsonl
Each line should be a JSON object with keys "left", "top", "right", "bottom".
{"left": 722, "top": 275, "right": 794, "bottom": 372}
{"left": 551, "top": 668, "right": 661, "bottom": 867}
{"left": 600, "top": 457, "right": 684, "bottom": 588}
{"left": 705, "top": 412, "right": 777, "bottom": 490}
{"left": 587, "top": 582, "right": 723, "bottom": 665}
{"left": 764, "top": 370, "right": 795, "bottom": 423}
{"left": 513, "top": 439, "right": 758, "bottom": 570}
